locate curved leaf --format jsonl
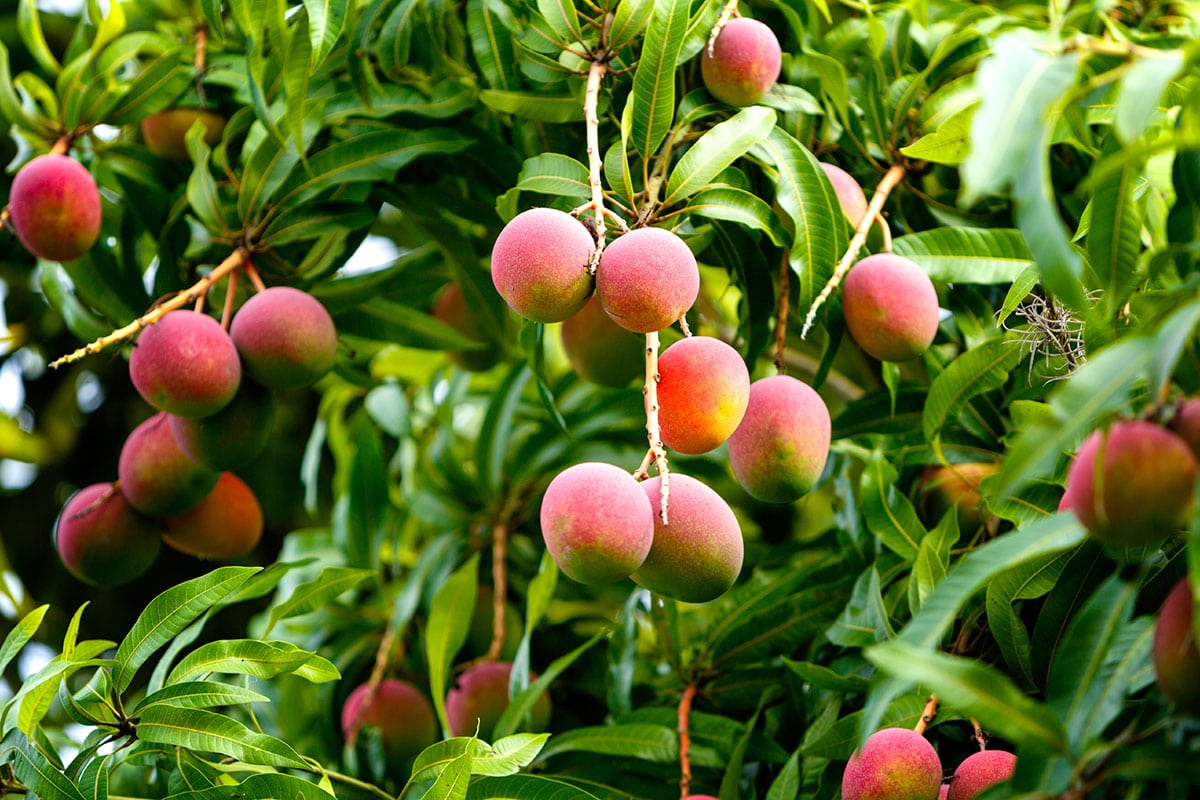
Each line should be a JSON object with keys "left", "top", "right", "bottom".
{"left": 893, "top": 228, "right": 1034, "bottom": 284}
{"left": 922, "top": 335, "right": 1022, "bottom": 456}
{"left": 113, "top": 567, "right": 260, "bottom": 692}
{"left": 135, "top": 706, "right": 308, "bottom": 769}
{"left": 664, "top": 106, "right": 776, "bottom": 205}
{"left": 537, "top": 724, "right": 677, "bottom": 763}
{"left": 427, "top": 555, "right": 480, "bottom": 735}
{"left": 480, "top": 90, "right": 585, "bottom": 122}
{"left": 132, "top": 681, "right": 270, "bottom": 714}
{"left": 516, "top": 153, "right": 591, "bottom": 199}
{"left": 466, "top": 775, "right": 600, "bottom": 800}
{"left": 165, "top": 640, "right": 339, "bottom": 685}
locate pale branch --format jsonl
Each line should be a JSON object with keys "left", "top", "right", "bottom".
{"left": 584, "top": 58, "right": 612, "bottom": 273}
{"left": 707, "top": 0, "right": 742, "bottom": 57}
{"left": 677, "top": 313, "right": 691, "bottom": 337}
{"left": 0, "top": 207, "right": 9, "bottom": 234}
{"left": 220, "top": 269, "right": 238, "bottom": 329}
{"left": 914, "top": 693, "right": 939, "bottom": 735}
{"left": 50, "top": 247, "right": 248, "bottom": 368}
{"left": 801, "top": 164, "right": 907, "bottom": 339}
{"left": 774, "top": 249, "right": 790, "bottom": 374}
{"left": 244, "top": 259, "right": 268, "bottom": 292}
{"left": 643, "top": 330, "right": 670, "bottom": 523}
{"left": 677, "top": 683, "right": 697, "bottom": 800}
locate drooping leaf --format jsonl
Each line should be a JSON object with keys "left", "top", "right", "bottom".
{"left": 893, "top": 228, "right": 1034, "bottom": 284}
{"left": 629, "top": 0, "right": 689, "bottom": 158}
{"left": 427, "top": 554, "right": 480, "bottom": 735}
{"left": 135, "top": 706, "right": 309, "bottom": 768}
{"left": 113, "top": 567, "right": 260, "bottom": 692}
{"left": 165, "top": 639, "right": 339, "bottom": 685}
{"left": 663, "top": 106, "right": 776, "bottom": 205}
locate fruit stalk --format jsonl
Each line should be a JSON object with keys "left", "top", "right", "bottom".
{"left": 774, "top": 249, "right": 790, "bottom": 374}
{"left": 970, "top": 717, "right": 987, "bottom": 750}
{"left": 801, "top": 164, "right": 906, "bottom": 339}
{"left": 678, "top": 682, "right": 697, "bottom": 799}
{"left": 583, "top": 57, "right": 609, "bottom": 272}
{"left": 488, "top": 518, "right": 510, "bottom": 661}
{"left": 706, "top": 0, "right": 742, "bottom": 57}
{"left": 51, "top": 248, "right": 248, "bottom": 368}
{"left": 348, "top": 611, "right": 402, "bottom": 744}
{"left": 914, "top": 693, "right": 939, "bottom": 735}
{"left": 642, "top": 330, "right": 670, "bottom": 523}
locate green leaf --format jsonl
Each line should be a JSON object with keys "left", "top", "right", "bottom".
{"left": 515, "top": 153, "right": 591, "bottom": 199}
{"left": 1114, "top": 53, "right": 1183, "bottom": 143}
{"left": 467, "top": 0, "right": 517, "bottom": 91}
{"left": 750, "top": 128, "right": 847, "bottom": 314}
{"left": 3, "top": 733, "right": 85, "bottom": 800}
{"left": 608, "top": 0, "right": 654, "bottom": 51}
{"left": 0, "top": 605, "right": 48, "bottom": 676}
{"left": 479, "top": 90, "right": 585, "bottom": 122}
{"left": 135, "top": 706, "right": 309, "bottom": 769}
{"left": 663, "top": 106, "right": 776, "bottom": 205}
{"left": 303, "top": 0, "right": 347, "bottom": 64}
{"left": 101, "top": 47, "right": 193, "bottom": 127}
{"left": 857, "top": 512, "right": 1086, "bottom": 742}
{"left": 17, "top": 0, "right": 62, "bottom": 75}
{"left": 494, "top": 629, "right": 604, "bottom": 740}
{"left": 536, "top": 0, "right": 583, "bottom": 45}
{"left": 165, "top": 772, "right": 334, "bottom": 800}
{"left": 961, "top": 32, "right": 1080, "bottom": 205}
{"left": 476, "top": 364, "right": 533, "bottom": 498}
{"left": 986, "top": 550, "right": 1071, "bottom": 688}
{"left": 132, "top": 681, "right": 270, "bottom": 713}
{"left": 900, "top": 104, "right": 974, "bottom": 164}
{"left": 186, "top": 125, "right": 234, "bottom": 235}
{"left": 414, "top": 734, "right": 548, "bottom": 782}
{"left": 765, "top": 747, "right": 801, "bottom": 800}
{"left": 1047, "top": 576, "right": 1144, "bottom": 750}
{"left": 922, "top": 335, "right": 1022, "bottom": 458}
{"left": 1086, "top": 140, "right": 1144, "bottom": 317}
{"left": 262, "top": 566, "right": 372, "bottom": 636}
{"left": 630, "top": 0, "right": 688, "bottom": 157}
{"left": 892, "top": 228, "right": 1034, "bottom": 284}
{"left": 422, "top": 750, "right": 472, "bottom": 800}
{"left": 165, "top": 639, "right": 339, "bottom": 685}
{"left": 827, "top": 566, "right": 894, "bottom": 647}
{"left": 278, "top": 128, "right": 473, "bottom": 208}
{"left": 684, "top": 186, "right": 783, "bottom": 246}
{"left": 0, "top": 41, "right": 56, "bottom": 137}
{"left": 866, "top": 642, "right": 1070, "bottom": 755}
{"left": 538, "top": 724, "right": 677, "bottom": 763}
{"left": 113, "top": 567, "right": 260, "bottom": 692}
{"left": 427, "top": 555, "right": 480, "bottom": 735}
{"left": 909, "top": 512, "right": 959, "bottom": 614}
{"left": 466, "top": 775, "right": 600, "bottom": 800}
{"left": 860, "top": 456, "right": 926, "bottom": 561}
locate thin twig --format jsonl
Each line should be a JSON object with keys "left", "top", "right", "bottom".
{"left": 914, "top": 694, "right": 939, "bottom": 735}
{"left": 50, "top": 248, "right": 249, "bottom": 367}
{"left": 244, "top": 259, "right": 268, "bottom": 292}
{"left": 487, "top": 519, "right": 509, "bottom": 661}
{"left": 583, "top": 58, "right": 610, "bottom": 273}
{"left": 774, "top": 249, "right": 790, "bottom": 374}
{"left": 970, "top": 717, "right": 988, "bottom": 750}
{"left": 706, "top": 0, "right": 742, "bottom": 57}
{"left": 801, "top": 164, "right": 906, "bottom": 339}
{"left": 678, "top": 683, "right": 697, "bottom": 799}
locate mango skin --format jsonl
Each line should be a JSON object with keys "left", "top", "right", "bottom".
{"left": 540, "top": 462, "right": 654, "bottom": 585}
{"left": 118, "top": 413, "right": 220, "bottom": 517}
{"left": 490, "top": 208, "right": 596, "bottom": 323}
{"left": 163, "top": 472, "right": 263, "bottom": 559}
{"left": 560, "top": 295, "right": 644, "bottom": 387}
{"left": 727, "top": 375, "right": 831, "bottom": 503}
{"left": 230, "top": 287, "right": 338, "bottom": 389}
{"left": 634, "top": 475, "right": 743, "bottom": 603}
{"left": 1064, "top": 420, "right": 1197, "bottom": 548}
{"left": 700, "top": 17, "right": 782, "bottom": 107}
{"left": 130, "top": 310, "right": 242, "bottom": 418}
{"left": 820, "top": 162, "right": 869, "bottom": 228}
{"left": 9, "top": 154, "right": 101, "bottom": 262}
{"left": 657, "top": 336, "right": 750, "bottom": 455}
{"left": 1152, "top": 578, "right": 1200, "bottom": 715}
{"left": 1168, "top": 397, "right": 1200, "bottom": 459}
{"left": 141, "top": 108, "right": 226, "bottom": 161}
{"left": 945, "top": 750, "right": 1016, "bottom": 800}
{"left": 596, "top": 227, "right": 699, "bottom": 333}
{"left": 432, "top": 282, "right": 503, "bottom": 372}
{"left": 168, "top": 379, "right": 276, "bottom": 470}
{"left": 341, "top": 679, "right": 438, "bottom": 769}
{"left": 842, "top": 254, "right": 939, "bottom": 362}
{"left": 918, "top": 462, "right": 998, "bottom": 532}
{"left": 842, "top": 727, "right": 943, "bottom": 800}
{"left": 445, "top": 660, "right": 551, "bottom": 740}
{"left": 54, "top": 482, "right": 161, "bottom": 587}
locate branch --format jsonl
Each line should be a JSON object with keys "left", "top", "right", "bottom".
{"left": 583, "top": 58, "right": 611, "bottom": 273}
{"left": 487, "top": 519, "right": 509, "bottom": 661}
{"left": 800, "top": 164, "right": 906, "bottom": 339}
{"left": 707, "top": 0, "right": 741, "bottom": 57}
{"left": 50, "top": 247, "right": 248, "bottom": 368}
{"left": 970, "top": 717, "right": 988, "bottom": 750}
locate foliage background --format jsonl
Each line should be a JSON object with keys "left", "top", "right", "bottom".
{"left": 0, "top": 0, "right": 1199, "bottom": 798}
